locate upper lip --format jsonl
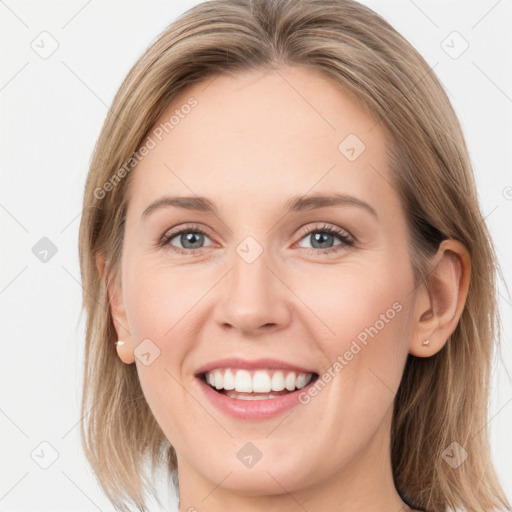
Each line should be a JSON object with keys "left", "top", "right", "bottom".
{"left": 195, "top": 357, "right": 317, "bottom": 376}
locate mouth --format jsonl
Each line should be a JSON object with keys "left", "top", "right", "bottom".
{"left": 193, "top": 357, "right": 321, "bottom": 419}
{"left": 197, "top": 368, "right": 320, "bottom": 400}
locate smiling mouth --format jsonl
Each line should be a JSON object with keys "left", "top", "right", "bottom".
{"left": 199, "top": 369, "right": 320, "bottom": 400}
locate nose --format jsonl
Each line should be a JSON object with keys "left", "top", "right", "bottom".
{"left": 213, "top": 244, "right": 292, "bottom": 336}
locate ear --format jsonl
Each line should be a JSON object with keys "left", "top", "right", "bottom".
{"left": 409, "top": 239, "right": 471, "bottom": 357}
{"left": 96, "top": 252, "right": 135, "bottom": 364}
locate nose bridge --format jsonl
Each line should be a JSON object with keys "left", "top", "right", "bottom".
{"left": 214, "top": 234, "right": 290, "bottom": 333}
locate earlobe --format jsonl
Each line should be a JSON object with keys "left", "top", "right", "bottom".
{"left": 115, "top": 341, "right": 136, "bottom": 364}
{"left": 96, "top": 252, "right": 135, "bottom": 365}
{"left": 409, "top": 239, "right": 471, "bottom": 357}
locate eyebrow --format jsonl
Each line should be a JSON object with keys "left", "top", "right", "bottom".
{"left": 141, "top": 193, "right": 378, "bottom": 220}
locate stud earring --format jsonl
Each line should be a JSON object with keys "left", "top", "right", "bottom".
{"left": 115, "top": 340, "right": 126, "bottom": 345}
{"left": 422, "top": 339, "right": 430, "bottom": 346}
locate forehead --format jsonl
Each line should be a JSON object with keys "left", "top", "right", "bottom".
{"left": 126, "top": 65, "right": 396, "bottom": 217}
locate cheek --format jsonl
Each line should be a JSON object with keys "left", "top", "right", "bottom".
{"left": 294, "top": 257, "right": 413, "bottom": 407}
{"left": 296, "top": 259, "right": 411, "bottom": 346}
{"left": 121, "top": 260, "right": 199, "bottom": 445}
{"left": 123, "top": 256, "right": 203, "bottom": 341}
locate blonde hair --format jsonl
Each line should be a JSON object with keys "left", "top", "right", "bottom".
{"left": 78, "top": 0, "right": 510, "bottom": 510}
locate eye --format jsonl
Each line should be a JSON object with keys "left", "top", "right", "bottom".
{"left": 295, "top": 223, "right": 354, "bottom": 255}
{"left": 159, "top": 224, "right": 213, "bottom": 255}
{"left": 159, "top": 222, "right": 354, "bottom": 256}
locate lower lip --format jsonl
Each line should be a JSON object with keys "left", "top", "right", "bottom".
{"left": 196, "top": 375, "right": 317, "bottom": 420}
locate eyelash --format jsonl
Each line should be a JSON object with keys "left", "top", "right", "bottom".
{"left": 159, "top": 223, "right": 355, "bottom": 257}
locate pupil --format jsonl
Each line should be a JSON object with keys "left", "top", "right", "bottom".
{"left": 312, "top": 232, "right": 333, "bottom": 249}
{"left": 182, "top": 232, "right": 203, "bottom": 249}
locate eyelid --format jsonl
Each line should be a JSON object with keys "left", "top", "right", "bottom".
{"left": 159, "top": 223, "right": 214, "bottom": 249}
{"left": 160, "top": 223, "right": 211, "bottom": 240}
{"left": 159, "top": 222, "right": 355, "bottom": 255}
{"left": 293, "top": 222, "right": 355, "bottom": 256}
{"left": 295, "top": 222, "right": 354, "bottom": 244}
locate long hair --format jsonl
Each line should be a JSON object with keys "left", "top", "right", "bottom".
{"left": 78, "top": 1, "right": 510, "bottom": 510}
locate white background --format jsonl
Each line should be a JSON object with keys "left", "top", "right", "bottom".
{"left": 0, "top": 0, "right": 511, "bottom": 510}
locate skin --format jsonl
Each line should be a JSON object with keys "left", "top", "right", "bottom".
{"left": 102, "top": 65, "right": 470, "bottom": 512}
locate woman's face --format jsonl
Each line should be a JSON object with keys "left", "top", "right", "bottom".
{"left": 114, "top": 66, "right": 422, "bottom": 500}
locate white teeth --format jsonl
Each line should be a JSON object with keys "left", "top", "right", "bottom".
{"left": 296, "top": 373, "right": 309, "bottom": 389}
{"left": 223, "top": 369, "right": 235, "bottom": 390}
{"left": 285, "top": 372, "right": 296, "bottom": 391}
{"left": 252, "top": 371, "right": 272, "bottom": 392}
{"left": 271, "top": 371, "right": 285, "bottom": 391}
{"left": 225, "top": 391, "right": 284, "bottom": 400}
{"left": 234, "top": 369, "right": 252, "bottom": 392}
{"left": 214, "top": 370, "right": 223, "bottom": 390}
{"left": 203, "top": 368, "right": 313, "bottom": 394}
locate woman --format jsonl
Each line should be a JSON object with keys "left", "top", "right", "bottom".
{"left": 78, "top": 0, "right": 511, "bottom": 510}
